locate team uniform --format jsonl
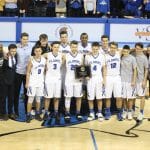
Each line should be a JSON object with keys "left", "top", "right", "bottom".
{"left": 135, "top": 54, "right": 149, "bottom": 96}
{"left": 105, "top": 52, "right": 122, "bottom": 98}
{"left": 44, "top": 52, "right": 62, "bottom": 98}
{"left": 85, "top": 53, "right": 105, "bottom": 100}
{"left": 121, "top": 54, "right": 137, "bottom": 99}
{"left": 27, "top": 56, "right": 46, "bottom": 97}
{"left": 65, "top": 52, "right": 83, "bottom": 97}
{"left": 59, "top": 43, "right": 71, "bottom": 54}
{"left": 100, "top": 46, "right": 109, "bottom": 55}
{"left": 78, "top": 43, "right": 92, "bottom": 55}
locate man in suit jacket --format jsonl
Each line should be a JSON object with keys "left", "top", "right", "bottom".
{"left": 2, "top": 44, "right": 17, "bottom": 120}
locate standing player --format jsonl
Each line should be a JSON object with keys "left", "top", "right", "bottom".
{"left": 100, "top": 35, "right": 109, "bottom": 54}
{"left": 25, "top": 45, "right": 46, "bottom": 123}
{"left": 78, "top": 33, "right": 92, "bottom": 55}
{"left": 135, "top": 43, "right": 148, "bottom": 121}
{"left": 64, "top": 40, "right": 84, "bottom": 122}
{"left": 85, "top": 42, "right": 106, "bottom": 121}
{"left": 43, "top": 41, "right": 63, "bottom": 124}
{"left": 105, "top": 42, "right": 123, "bottom": 121}
{"left": 121, "top": 45, "right": 137, "bottom": 120}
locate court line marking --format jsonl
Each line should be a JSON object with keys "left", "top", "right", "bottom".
{"left": 90, "top": 129, "right": 98, "bottom": 150}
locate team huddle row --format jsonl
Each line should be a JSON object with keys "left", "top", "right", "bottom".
{"left": 24, "top": 40, "right": 149, "bottom": 123}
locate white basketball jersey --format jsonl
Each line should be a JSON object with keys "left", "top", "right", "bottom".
{"left": 85, "top": 53, "right": 105, "bottom": 80}
{"left": 45, "top": 52, "right": 62, "bottom": 81}
{"left": 59, "top": 43, "right": 71, "bottom": 54}
{"left": 105, "top": 52, "right": 121, "bottom": 76}
{"left": 65, "top": 52, "right": 83, "bottom": 79}
{"left": 29, "top": 56, "right": 46, "bottom": 87}
{"left": 78, "top": 43, "right": 92, "bottom": 54}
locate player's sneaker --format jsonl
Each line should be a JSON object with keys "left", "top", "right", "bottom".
{"left": 26, "top": 115, "right": 31, "bottom": 123}
{"left": 35, "top": 114, "right": 42, "bottom": 121}
{"left": 122, "top": 111, "right": 127, "bottom": 119}
{"left": 87, "top": 113, "right": 95, "bottom": 121}
{"left": 43, "top": 113, "right": 49, "bottom": 120}
{"left": 97, "top": 113, "right": 104, "bottom": 122}
{"left": 105, "top": 112, "right": 111, "bottom": 120}
{"left": 137, "top": 112, "right": 144, "bottom": 121}
{"left": 117, "top": 112, "right": 123, "bottom": 121}
{"left": 76, "top": 114, "right": 83, "bottom": 121}
{"left": 127, "top": 112, "right": 133, "bottom": 120}
{"left": 64, "top": 113, "right": 71, "bottom": 123}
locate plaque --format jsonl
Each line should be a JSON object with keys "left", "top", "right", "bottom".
{"left": 75, "top": 65, "right": 91, "bottom": 79}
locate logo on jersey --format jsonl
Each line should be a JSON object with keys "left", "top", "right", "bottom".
{"left": 80, "top": 66, "right": 85, "bottom": 72}
{"left": 55, "top": 24, "right": 73, "bottom": 39}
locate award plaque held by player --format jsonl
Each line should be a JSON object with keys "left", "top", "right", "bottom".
{"left": 75, "top": 65, "right": 91, "bottom": 79}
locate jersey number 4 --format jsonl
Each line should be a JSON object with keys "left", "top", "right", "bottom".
{"left": 111, "top": 63, "right": 116, "bottom": 68}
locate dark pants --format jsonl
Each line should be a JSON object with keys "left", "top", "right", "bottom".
{"left": 68, "top": 7, "right": 83, "bottom": 17}
{"left": 14, "top": 73, "right": 27, "bottom": 116}
{"left": 3, "top": 84, "right": 14, "bottom": 114}
{"left": 0, "top": 81, "right": 6, "bottom": 114}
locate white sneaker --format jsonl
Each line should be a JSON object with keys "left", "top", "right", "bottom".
{"left": 97, "top": 113, "right": 104, "bottom": 122}
{"left": 122, "top": 111, "right": 127, "bottom": 119}
{"left": 127, "top": 112, "right": 133, "bottom": 120}
{"left": 88, "top": 113, "right": 95, "bottom": 121}
{"left": 137, "top": 112, "right": 144, "bottom": 121}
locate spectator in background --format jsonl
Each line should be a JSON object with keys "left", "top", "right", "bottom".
{"left": 143, "top": 0, "right": 150, "bottom": 18}
{"left": 122, "top": 0, "right": 143, "bottom": 18}
{"left": 84, "top": 0, "right": 96, "bottom": 17}
{"left": 46, "top": 0, "right": 58, "bottom": 17}
{"left": 4, "top": 0, "right": 18, "bottom": 17}
{"left": 17, "top": 0, "right": 30, "bottom": 17}
{"left": 67, "top": 0, "right": 84, "bottom": 17}
{"left": 110, "top": 0, "right": 124, "bottom": 18}
{"left": 96, "top": 0, "right": 110, "bottom": 18}
{"left": 0, "top": 0, "right": 5, "bottom": 16}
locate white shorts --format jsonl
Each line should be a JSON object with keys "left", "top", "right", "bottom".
{"left": 105, "top": 75, "right": 122, "bottom": 98}
{"left": 87, "top": 77, "right": 105, "bottom": 100}
{"left": 27, "top": 86, "right": 44, "bottom": 97}
{"left": 64, "top": 80, "right": 83, "bottom": 98}
{"left": 44, "top": 80, "right": 61, "bottom": 98}
{"left": 122, "top": 82, "right": 136, "bottom": 99}
{"left": 136, "top": 82, "right": 147, "bottom": 97}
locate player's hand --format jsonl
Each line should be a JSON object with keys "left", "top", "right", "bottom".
{"left": 131, "top": 81, "right": 136, "bottom": 87}
{"left": 142, "top": 81, "right": 146, "bottom": 89}
{"left": 85, "top": 77, "right": 90, "bottom": 80}
{"left": 25, "top": 83, "right": 29, "bottom": 89}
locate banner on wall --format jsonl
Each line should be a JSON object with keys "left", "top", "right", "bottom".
{"left": 0, "top": 22, "right": 16, "bottom": 41}
{"left": 110, "top": 24, "right": 150, "bottom": 43}
{"left": 22, "top": 23, "right": 105, "bottom": 42}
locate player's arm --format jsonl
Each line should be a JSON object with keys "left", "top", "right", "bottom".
{"left": 25, "top": 57, "right": 33, "bottom": 89}
{"left": 131, "top": 67, "right": 137, "bottom": 87}
{"left": 142, "top": 67, "right": 148, "bottom": 89}
{"left": 102, "top": 64, "right": 106, "bottom": 87}
{"left": 62, "top": 53, "right": 66, "bottom": 65}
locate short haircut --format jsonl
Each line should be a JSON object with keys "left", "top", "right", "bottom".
{"left": 135, "top": 42, "right": 143, "bottom": 48}
{"left": 80, "top": 32, "right": 88, "bottom": 38}
{"left": 109, "top": 41, "right": 118, "bottom": 47}
{"left": 39, "top": 34, "right": 48, "bottom": 41}
{"left": 92, "top": 42, "right": 100, "bottom": 47}
{"left": 32, "top": 45, "right": 41, "bottom": 52}
{"left": 51, "top": 41, "right": 60, "bottom": 47}
{"left": 123, "top": 45, "right": 130, "bottom": 50}
{"left": 21, "top": 32, "right": 29, "bottom": 38}
{"left": 101, "top": 35, "right": 109, "bottom": 40}
{"left": 8, "top": 44, "right": 17, "bottom": 51}
{"left": 59, "top": 31, "right": 68, "bottom": 37}
{"left": 70, "top": 40, "right": 78, "bottom": 45}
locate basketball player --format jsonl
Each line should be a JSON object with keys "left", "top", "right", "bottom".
{"left": 25, "top": 45, "right": 46, "bottom": 123}
{"left": 64, "top": 40, "right": 84, "bottom": 122}
{"left": 78, "top": 33, "right": 92, "bottom": 55}
{"left": 85, "top": 42, "right": 106, "bottom": 121}
{"left": 105, "top": 42, "right": 123, "bottom": 121}
{"left": 135, "top": 43, "right": 148, "bottom": 121}
{"left": 43, "top": 41, "right": 63, "bottom": 124}
{"left": 121, "top": 45, "right": 137, "bottom": 120}
{"left": 100, "top": 35, "right": 109, "bottom": 54}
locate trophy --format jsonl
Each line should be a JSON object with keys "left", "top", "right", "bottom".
{"left": 75, "top": 65, "right": 91, "bottom": 79}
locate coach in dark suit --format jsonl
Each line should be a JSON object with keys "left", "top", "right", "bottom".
{"left": 2, "top": 44, "right": 17, "bottom": 120}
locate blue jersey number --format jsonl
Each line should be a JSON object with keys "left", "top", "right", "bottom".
{"left": 111, "top": 63, "right": 116, "bottom": 68}
{"left": 38, "top": 69, "right": 41, "bottom": 74}
{"left": 71, "top": 65, "right": 76, "bottom": 70}
{"left": 93, "top": 65, "right": 97, "bottom": 71}
{"left": 53, "top": 64, "right": 57, "bottom": 70}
